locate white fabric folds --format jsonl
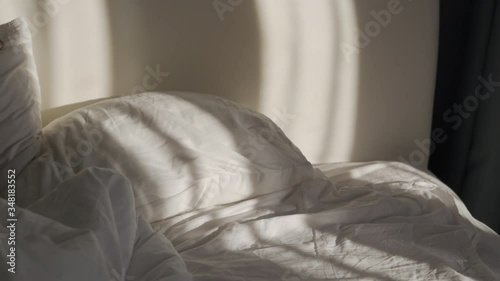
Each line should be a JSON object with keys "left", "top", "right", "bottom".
{"left": 1, "top": 92, "right": 499, "bottom": 280}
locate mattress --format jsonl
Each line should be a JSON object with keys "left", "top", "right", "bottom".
{"left": 1, "top": 92, "right": 499, "bottom": 281}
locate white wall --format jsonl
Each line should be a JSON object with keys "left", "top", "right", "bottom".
{"left": 0, "top": 0, "right": 439, "bottom": 167}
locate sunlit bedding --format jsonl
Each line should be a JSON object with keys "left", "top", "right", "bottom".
{"left": 2, "top": 92, "right": 498, "bottom": 281}
{"left": 1, "top": 18, "right": 500, "bottom": 281}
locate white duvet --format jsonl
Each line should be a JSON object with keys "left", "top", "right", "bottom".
{"left": 1, "top": 92, "right": 499, "bottom": 281}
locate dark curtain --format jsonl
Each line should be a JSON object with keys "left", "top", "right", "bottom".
{"left": 429, "top": 0, "right": 500, "bottom": 232}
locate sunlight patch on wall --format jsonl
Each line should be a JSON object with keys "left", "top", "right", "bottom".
{"left": 48, "top": 0, "right": 112, "bottom": 109}
{"left": 24, "top": 0, "right": 113, "bottom": 109}
{"left": 328, "top": 0, "right": 360, "bottom": 162}
{"left": 255, "top": 0, "right": 359, "bottom": 163}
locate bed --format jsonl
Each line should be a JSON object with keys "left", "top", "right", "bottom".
{"left": 1, "top": 18, "right": 500, "bottom": 281}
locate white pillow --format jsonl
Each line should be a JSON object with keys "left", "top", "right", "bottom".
{"left": 0, "top": 17, "right": 42, "bottom": 190}
{"left": 39, "top": 92, "right": 314, "bottom": 221}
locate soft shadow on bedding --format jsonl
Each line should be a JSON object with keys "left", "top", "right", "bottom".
{"left": 129, "top": 95, "right": 424, "bottom": 279}
{"left": 42, "top": 97, "right": 114, "bottom": 127}
{"left": 39, "top": 93, "right": 499, "bottom": 280}
{"left": 111, "top": 102, "right": 202, "bottom": 221}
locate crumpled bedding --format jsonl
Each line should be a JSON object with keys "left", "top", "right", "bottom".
{"left": 1, "top": 92, "right": 499, "bottom": 281}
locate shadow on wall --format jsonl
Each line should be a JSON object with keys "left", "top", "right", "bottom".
{"left": 105, "top": 0, "right": 262, "bottom": 110}
{"left": 35, "top": 0, "right": 438, "bottom": 166}
{"left": 349, "top": 0, "right": 438, "bottom": 166}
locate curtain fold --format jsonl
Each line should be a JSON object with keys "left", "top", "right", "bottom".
{"left": 429, "top": 0, "right": 500, "bottom": 232}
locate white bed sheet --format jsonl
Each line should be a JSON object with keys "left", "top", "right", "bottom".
{"left": 2, "top": 92, "right": 499, "bottom": 281}
{"left": 165, "top": 162, "right": 500, "bottom": 280}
